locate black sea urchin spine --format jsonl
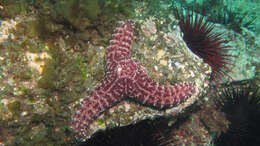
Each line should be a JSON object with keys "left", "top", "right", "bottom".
{"left": 214, "top": 83, "right": 260, "bottom": 146}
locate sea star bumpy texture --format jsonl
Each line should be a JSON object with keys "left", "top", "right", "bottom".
{"left": 71, "top": 20, "right": 195, "bottom": 137}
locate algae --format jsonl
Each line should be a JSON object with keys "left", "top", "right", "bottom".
{"left": 7, "top": 100, "right": 21, "bottom": 116}
{"left": 0, "top": 0, "right": 30, "bottom": 18}
{"left": 4, "top": 0, "right": 258, "bottom": 145}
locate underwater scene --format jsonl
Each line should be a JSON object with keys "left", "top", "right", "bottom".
{"left": 0, "top": 0, "right": 259, "bottom": 145}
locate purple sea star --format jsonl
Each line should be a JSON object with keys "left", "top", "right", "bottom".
{"left": 71, "top": 20, "right": 195, "bottom": 137}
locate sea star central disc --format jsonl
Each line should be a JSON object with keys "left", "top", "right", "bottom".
{"left": 72, "top": 20, "right": 195, "bottom": 137}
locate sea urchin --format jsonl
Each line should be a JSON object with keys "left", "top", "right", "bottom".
{"left": 214, "top": 84, "right": 260, "bottom": 146}
{"left": 76, "top": 118, "right": 173, "bottom": 146}
{"left": 175, "top": 8, "right": 234, "bottom": 86}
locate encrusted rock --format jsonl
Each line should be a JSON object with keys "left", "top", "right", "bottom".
{"left": 71, "top": 19, "right": 211, "bottom": 138}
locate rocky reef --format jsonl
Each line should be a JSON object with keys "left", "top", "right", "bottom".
{"left": 0, "top": 0, "right": 259, "bottom": 145}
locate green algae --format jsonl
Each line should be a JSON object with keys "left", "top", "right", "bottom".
{"left": 0, "top": 0, "right": 30, "bottom": 18}
{"left": 37, "top": 46, "right": 87, "bottom": 103}
{"left": 0, "top": 0, "right": 258, "bottom": 145}
{"left": 4, "top": 111, "right": 73, "bottom": 146}
{"left": 54, "top": 0, "right": 92, "bottom": 31}
{"left": 37, "top": 60, "right": 56, "bottom": 89}
{"left": 0, "top": 0, "right": 136, "bottom": 144}
{"left": 1, "top": 20, "right": 87, "bottom": 144}
{"left": 3, "top": 0, "right": 135, "bottom": 42}
{"left": 0, "top": 2, "right": 199, "bottom": 146}
{"left": 7, "top": 100, "right": 21, "bottom": 116}
{"left": 81, "top": 0, "right": 101, "bottom": 20}
{"left": 104, "top": 0, "right": 135, "bottom": 17}
{"left": 75, "top": 56, "right": 88, "bottom": 80}
{"left": 16, "top": 69, "right": 32, "bottom": 81}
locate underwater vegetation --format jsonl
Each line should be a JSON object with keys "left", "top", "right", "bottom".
{"left": 174, "top": 8, "right": 234, "bottom": 86}
{"left": 0, "top": 0, "right": 32, "bottom": 18}
{"left": 0, "top": 0, "right": 259, "bottom": 145}
{"left": 0, "top": 0, "right": 135, "bottom": 145}
{"left": 1, "top": 0, "right": 135, "bottom": 42}
{"left": 213, "top": 82, "right": 260, "bottom": 146}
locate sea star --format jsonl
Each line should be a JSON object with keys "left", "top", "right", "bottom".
{"left": 71, "top": 20, "right": 195, "bottom": 137}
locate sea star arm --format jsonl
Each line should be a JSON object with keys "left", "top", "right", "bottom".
{"left": 71, "top": 77, "right": 124, "bottom": 137}
{"left": 130, "top": 67, "right": 195, "bottom": 108}
{"left": 105, "top": 20, "right": 134, "bottom": 73}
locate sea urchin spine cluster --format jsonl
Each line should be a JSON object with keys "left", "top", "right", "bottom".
{"left": 175, "top": 8, "right": 234, "bottom": 86}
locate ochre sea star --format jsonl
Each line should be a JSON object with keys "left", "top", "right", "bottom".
{"left": 71, "top": 20, "right": 195, "bottom": 137}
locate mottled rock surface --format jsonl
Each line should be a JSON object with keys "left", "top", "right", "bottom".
{"left": 71, "top": 18, "right": 211, "bottom": 138}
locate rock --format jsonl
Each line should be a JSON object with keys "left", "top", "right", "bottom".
{"left": 72, "top": 19, "right": 211, "bottom": 138}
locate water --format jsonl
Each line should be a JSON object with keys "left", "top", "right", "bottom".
{"left": 0, "top": 0, "right": 259, "bottom": 145}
